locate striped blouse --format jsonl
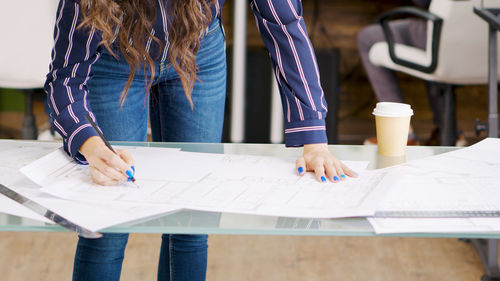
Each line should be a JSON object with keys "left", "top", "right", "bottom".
{"left": 44, "top": 0, "right": 328, "bottom": 163}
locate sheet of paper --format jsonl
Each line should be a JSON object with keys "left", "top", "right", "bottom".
{"left": 0, "top": 141, "right": 61, "bottom": 223}
{"left": 0, "top": 141, "right": 181, "bottom": 231}
{"left": 21, "top": 146, "right": 189, "bottom": 186}
{"left": 8, "top": 177, "right": 181, "bottom": 232}
{"left": 369, "top": 217, "right": 500, "bottom": 234}
{"left": 22, "top": 145, "right": 383, "bottom": 219}
{"left": 375, "top": 138, "right": 500, "bottom": 216}
{"left": 161, "top": 158, "right": 379, "bottom": 218}
{"left": 0, "top": 195, "right": 52, "bottom": 223}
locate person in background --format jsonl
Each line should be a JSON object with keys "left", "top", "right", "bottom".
{"left": 45, "top": 0, "right": 357, "bottom": 280}
{"left": 357, "top": 0, "right": 467, "bottom": 146}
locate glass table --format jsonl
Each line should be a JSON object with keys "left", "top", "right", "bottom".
{"left": 0, "top": 140, "right": 498, "bottom": 280}
{"left": 0, "top": 140, "right": 494, "bottom": 238}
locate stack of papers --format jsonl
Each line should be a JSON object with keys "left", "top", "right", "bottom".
{"left": 369, "top": 217, "right": 500, "bottom": 234}
{"left": 371, "top": 138, "right": 500, "bottom": 234}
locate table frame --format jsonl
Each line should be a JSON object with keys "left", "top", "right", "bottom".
{"left": 472, "top": 7, "right": 500, "bottom": 281}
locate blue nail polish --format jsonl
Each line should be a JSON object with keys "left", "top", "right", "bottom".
{"left": 127, "top": 178, "right": 132, "bottom": 182}
{"left": 333, "top": 176, "right": 340, "bottom": 181}
{"left": 126, "top": 169, "right": 134, "bottom": 178}
{"left": 298, "top": 167, "right": 304, "bottom": 174}
{"left": 131, "top": 166, "right": 135, "bottom": 173}
{"left": 340, "top": 174, "right": 346, "bottom": 178}
{"left": 321, "top": 176, "right": 326, "bottom": 182}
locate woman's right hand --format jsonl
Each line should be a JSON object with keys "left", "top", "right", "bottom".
{"left": 79, "top": 136, "right": 135, "bottom": 186}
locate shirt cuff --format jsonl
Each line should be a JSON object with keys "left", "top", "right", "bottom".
{"left": 65, "top": 122, "right": 99, "bottom": 164}
{"left": 284, "top": 119, "right": 328, "bottom": 147}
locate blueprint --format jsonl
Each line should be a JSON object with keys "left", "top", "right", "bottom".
{"left": 375, "top": 138, "right": 500, "bottom": 217}
{"left": 20, "top": 146, "right": 383, "bottom": 219}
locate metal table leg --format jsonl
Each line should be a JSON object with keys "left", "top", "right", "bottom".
{"left": 487, "top": 22, "right": 499, "bottom": 138}
{"left": 440, "top": 84, "right": 457, "bottom": 146}
{"left": 230, "top": 0, "right": 247, "bottom": 143}
{"left": 469, "top": 239, "right": 500, "bottom": 281}
{"left": 21, "top": 90, "right": 37, "bottom": 140}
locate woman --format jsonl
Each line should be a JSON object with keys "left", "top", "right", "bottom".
{"left": 45, "top": 0, "right": 356, "bottom": 280}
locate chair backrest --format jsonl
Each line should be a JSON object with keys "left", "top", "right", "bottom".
{"left": 429, "top": 0, "right": 500, "bottom": 84}
{"left": 0, "top": 0, "right": 59, "bottom": 89}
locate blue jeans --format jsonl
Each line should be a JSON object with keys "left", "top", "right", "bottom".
{"left": 73, "top": 18, "right": 226, "bottom": 281}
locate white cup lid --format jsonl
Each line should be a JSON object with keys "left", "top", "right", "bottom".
{"left": 372, "top": 102, "right": 414, "bottom": 117}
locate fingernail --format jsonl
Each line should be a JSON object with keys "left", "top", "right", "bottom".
{"left": 333, "top": 176, "right": 340, "bottom": 182}
{"left": 298, "top": 167, "right": 304, "bottom": 174}
{"left": 131, "top": 166, "right": 135, "bottom": 173}
{"left": 321, "top": 176, "right": 326, "bottom": 182}
{"left": 340, "top": 174, "right": 346, "bottom": 179}
{"left": 127, "top": 178, "right": 132, "bottom": 182}
{"left": 126, "top": 169, "right": 134, "bottom": 178}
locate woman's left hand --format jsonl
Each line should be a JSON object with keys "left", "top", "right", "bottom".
{"left": 296, "top": 143, "right": 358, "bottom": 183}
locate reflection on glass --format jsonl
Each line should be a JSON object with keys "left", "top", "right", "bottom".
{"left": 122, "top": 210, "right": 221, "bottom": 228}
{"left": 219, "top": 213, "right": 278, "bottom": 229}
{"left": 275, "top": 217, "right": 321, "bottom": 229}
{"left": 376, "top": 155, "right": 406, "bottom": 169}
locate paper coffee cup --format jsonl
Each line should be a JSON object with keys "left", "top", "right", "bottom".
{"left": 372, "top": 102, "right": 413, "bottom": 157}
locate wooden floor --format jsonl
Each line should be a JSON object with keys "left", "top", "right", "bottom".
{"left": 0, "top": 232, "right": 487, "bottom": 281}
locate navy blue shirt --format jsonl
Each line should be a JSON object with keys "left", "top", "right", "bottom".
{"left": 45, "top": 0, "right": 328, "bottom": 163}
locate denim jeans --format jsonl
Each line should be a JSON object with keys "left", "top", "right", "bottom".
{"left": 73, "top": 18, "right": 226, "bottom": 281}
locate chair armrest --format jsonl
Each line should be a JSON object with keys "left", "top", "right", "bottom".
{"left": 375, "top": 7, "right": 443, "bottom": 73}
{"left": 474, "top": 7, "right": 500, "bottom": 31}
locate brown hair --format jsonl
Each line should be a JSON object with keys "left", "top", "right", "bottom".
{"left": 78, "top": 0, "right": 215, "bottom": 107}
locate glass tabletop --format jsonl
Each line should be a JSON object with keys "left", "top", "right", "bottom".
{"left": 2, "top": 140, "right": 498, "bottom": 239}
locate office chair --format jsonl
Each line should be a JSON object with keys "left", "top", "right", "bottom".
{"left": 0, "top": 0, "right": 59, "bottom": 139}
{"left": 368, "top": 0, "right": 500, "bottom": 146}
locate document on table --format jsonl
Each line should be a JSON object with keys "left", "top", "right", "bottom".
{"left": 5, "top": 177, "right": 181, "bottom": 231}
{"left": 368, "top": 217, "right": 500, "bottom": 234}
{"left": 0, "top": 193, "right": 52, "bottom": 223}
{"left": 21, "top": 145, "right": 385, "bottom": 219}
{"left": 0, "top": 141, "right": 181, "bottom": 231}
{"left": 0, "top": 141, "right": 60, "bottom": 223}
{"left": 375, "top": 138, "right": 500, "bottom": 217}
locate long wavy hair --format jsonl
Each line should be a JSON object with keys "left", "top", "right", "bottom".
{"left": 78, "top": 0, "right": 216, "bottom": 107}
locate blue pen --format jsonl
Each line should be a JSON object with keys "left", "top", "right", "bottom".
{"left": 85, "top": 114, "right": 140, "bottom": 188}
